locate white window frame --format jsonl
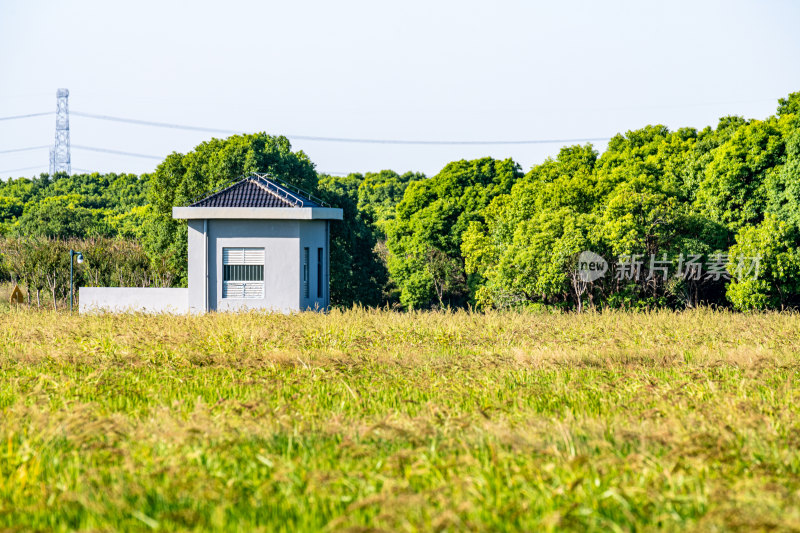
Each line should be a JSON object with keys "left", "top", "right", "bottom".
{"left": 222, "top": 247, "right": 265, "bottom": 299}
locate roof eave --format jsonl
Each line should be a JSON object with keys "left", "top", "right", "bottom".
{"left": 172, "top": 206, "right": 343, "bottom": 220}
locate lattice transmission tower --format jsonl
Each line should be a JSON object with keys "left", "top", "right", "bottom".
{"left": 49, "top": 88, "right": 71, "bottom": 175}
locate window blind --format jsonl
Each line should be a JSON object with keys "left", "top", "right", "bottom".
{"left": 222, "top": 247, "right": 264, "bottom": 299}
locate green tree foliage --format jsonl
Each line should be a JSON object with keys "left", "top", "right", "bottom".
{"left": 0, "top": 196, "right": 23, "bottom": 221}
{"left": 777, "top": 91, "right": 800, "bottom": 117}
{"left": 387, "top": 157, "right": 522, "bottom": 308}
{"left": 0, "top": 196, "right": 24, "bottom": 235}
{"left": 145, "top": 133, "right": 318, "bottom": 285}
{"left": 0, "top": 172, "right": 148, "bottom": 212}
{"left": 78, "top": 238, "right": 172, "bottom": 288}
{"left": 694, "top": 116, "right": 790, "bottom": 233}
{"left": 460, "top": 116, "right": 795, "bottom": 310}
{"left": 16, "top": 195, "right": 113, "bottom": 239}
{"left": 463, "top": 145, "right": 601, "bottom": 309}
{"left": 726, "top": 215, "right": 800, "bottom": 310}
{"left": 765, "top": 125, "right": 800, "bottom": 227}
{"left": 43, "top": 172, "right": 148, "bottom": 210}
{"left": 466, "top": 209, "right": 599, "bottom": 310}
{"left": 0, "top": 172, "right": 149, "bottom": 239}
{"left": 355, "top": 170, "right": 426, "bottom": 237}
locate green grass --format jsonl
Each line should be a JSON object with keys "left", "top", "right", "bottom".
{"left": 1, "top": 308, "right": 800, "bottom": 531}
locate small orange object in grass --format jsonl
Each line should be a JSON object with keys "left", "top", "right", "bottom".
{"left": 9, "top": 284, "right": 25, "bottom": 304}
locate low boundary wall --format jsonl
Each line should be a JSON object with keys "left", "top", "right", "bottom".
{"left": 79, "top": 288, "right": 189, "bottom": 314}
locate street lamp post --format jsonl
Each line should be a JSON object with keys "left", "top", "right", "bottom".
{"left": 70, "top": 249, "right": 83, "bottom": 312}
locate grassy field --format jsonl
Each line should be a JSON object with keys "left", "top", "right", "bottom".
{"left": 1, "top": 307, "right": 800, "bottom": 531}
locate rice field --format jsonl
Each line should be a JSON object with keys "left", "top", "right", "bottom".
{"left": 1, "top": 307, "right": 800, "bottom": 531}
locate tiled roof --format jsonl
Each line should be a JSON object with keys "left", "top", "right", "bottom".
{"left": 190, "top": 176, "right": 320, "bottom": 208}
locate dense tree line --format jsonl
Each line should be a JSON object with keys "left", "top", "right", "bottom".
{"left": 1, "top": 92, "right": 799, "bottom": 310}
{"left": 456, "top": 95, "right": 800, "bottom": 311}
{"left": 0, "top": 171, "right": 149, "bottom": 239}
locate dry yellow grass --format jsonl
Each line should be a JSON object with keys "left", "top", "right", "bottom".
{"left": 1, "top": 307, "right": 799, "bottom": 531}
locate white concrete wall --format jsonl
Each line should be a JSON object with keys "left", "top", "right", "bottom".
{"left": 79, "top": 288, "right": 189, "bottom": 314}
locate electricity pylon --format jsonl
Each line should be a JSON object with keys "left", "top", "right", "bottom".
{"left": 50, "top": 88, "right": 71, "bottom": 175}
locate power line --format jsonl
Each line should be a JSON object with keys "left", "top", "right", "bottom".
{"left": 0, "top": 165, "right": 47, "bottom": 174}
{"left": 0, "top": 145, "right": 50, "bottom": 154}
{"left": 291, "top": 135, "right": 613, "bottom": 145}
{"left": 72, "top": 111, "right": 240, "bottom": 135}
{"left": 0, "top": 111, "right": 53, "bottom": 122}
{"left": 71, "top": 110, "right": 611, "bottom": 145}
{"left": 71, "top": 164, "right": 348, "bottom": 176}
{"left": 72, "top": 145, "right": 163, "bottom": 160}
{"left": 0, "top": 144, "right": 162, "bottom": 160}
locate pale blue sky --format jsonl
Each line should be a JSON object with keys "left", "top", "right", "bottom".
{"left": 1, "top": 0, "right": 798, "bottom": 180}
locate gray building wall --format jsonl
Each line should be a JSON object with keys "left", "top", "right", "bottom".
{"left": 299, "top": 220, "right": 328, "bottom": 311}
{"left": 188, "top": 219, "right": 330, "bottom": 313}
{"left": 187, "top": 220, "right": 206, "bottom": 313}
